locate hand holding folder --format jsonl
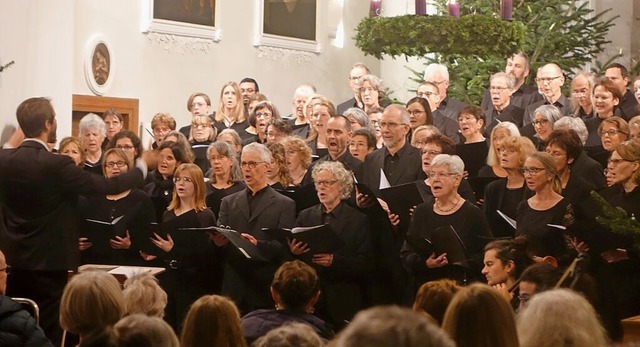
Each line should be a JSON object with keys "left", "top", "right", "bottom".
{"left": 263, "top": 224, "right": 344, "bottom": 255}
{"left": 405, "top": 225, "right": 468, "bottom": 267}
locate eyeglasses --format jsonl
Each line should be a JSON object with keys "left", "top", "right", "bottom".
{"left": 457, "top": 115, "right": 477, "bottom": 122}
{"left": 608, "top": 158, "right": 633, "bottom": 165}
{"left": 116, "top": 145, "right": 134, "bottom": 150}
{"left": 600, "top": 129, "right": 626, "bottom": 137}
{"left": 421, "top": 149, "right": 442, "bottom": 156}
{"left": 427, "top": 172, "right": 457, "bottom": 180}
{"left": 173, "top": 177, "right": 194, "bottom": 183}
{"left": 518, "top": 294, "right": 531, "bottom": 304}
{"left": 359, "top": 87, "right": 377, "bottom": 94}
{"left": 571, "top": 91, "right": 588, "bottom": 98}
{"left": 489, "top": 86, "right": 510, "bottom": 91}
{"left": 520, "top": 167, "right": 546, "bottom": 175}
{"left": 379, "top": 122, "right": 406, "bottom": 129}
{"left": 105, "top": 161, "right": 127, "bottom": 168}
{"left": 314, "top": 180, "right": 338, "bottom": 187}
{"left": 241, "top": 161, "right": 265, "bottom": 169}
{"left": 192, "top": 123, "right": 210, "bottom": 129}
{"left": 497, "top": 147, "right": 516, "bottom": 154}
{"left": 240, "top": 88, "right": 255, "bottom": 93}
{"left": 532, "top": 119, "right": 550, "bottom": 126}
{"left": 408, "top": 110, "right": 426, "bottom": 117}
{"left": 535, "top": 76, "right": 562, "bottom": 84}
{"left": 255, "top": 112, "right": 272, "bottom": 118}
{"left": 210, "top": 155, "right": 228, "bottom": 162}
{"left": 349, "top": 76, "right": 362, "bottom": 81}
{"left": 417, "top": 91, "right": 437, "bottom": 98}
{"left": 0, "top": 265, "right": 11, "bottom": 274}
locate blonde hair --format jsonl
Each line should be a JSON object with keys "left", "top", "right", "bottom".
{"left": 180, "top": 295, "right": 246, "bottom": 347}
{"left": 122, "top": 272, "right": 168, "bottom": 318}
{"left": 526, "top": 152, "right": 563, "bottom": 194}
{"left": 498, "top": 136, "right": 536, "bottom": 168}
{"left": 215, "top": 82, "right": 246, "bottom": 124}
{"left": 282, "top": 136, "right": 313, "bottom": 169}
{"left": 102, "top": 148, "right": 132, "bottom": 177}
{"left": 113, "top": 314, "right": 180, "bottom": 347}
{"left": 168, "top": 163, "right": 207, "bottom": 212}
{"left": 59, "top": 136, "right": 86, "bottom": 166}
{"left": 189, "top": 115, "right": 217, "bottom": 143}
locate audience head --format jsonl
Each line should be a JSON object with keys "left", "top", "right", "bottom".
{"left": 162, "top": 131, "right": 195, "bottom": 163}
{"left": 109, "top": 130, "right": 143, "bottom": 161}
{"left": 332, "top": 305, "right": 455, "bottom": 347}
{"left": 247, "top": 93, "right": 269, "bottom": 118}
{"left": 487, "top": 122, "right": 520, "bottom": 166}
{"left": 357, "top": 74, "right": 385, "bottom": 109}
{"left": 207, "top": 141, "right": 242, "bottom": 183}
{"left": 326, "top": 115, "right": 352, "bottom": 159}
{"left": 349, "top": 127, "right": 376, "bottom": 161}
{"left": 598, "top": 116, "right": 629, "bottom": 152}
{"left": 348, "top": 62, "right": 371, "bottom": 96}
{"left": 482, "top": 237, "right": 532, "bottom": 286}
{"left": 253, "top": 101, "right": 282, "bottom": 136}
{"left": 308, "top": 96, "right": 336, "bottom": 139}
{"left": 518, "top": 263, "right": 562, "bottom": 309}
{"left": 254, "top": 322, "right": 323, "bottom": 347}
{"left": 553, "top": 116, "right": 589, "bottom": 145}
{"left": 505, "top": 52, "right": 530, "bottom": 86}
{"left": 496, "top": 135, "right": 536, "bottom": 173}
{"left": 266, "top": 119, "right": 293, "bottom": 144}
{"left": 428, "top": 154, "right": 464, "bottom": 197}
{"left": 292, "top": 84, "right": 317, "bottom": 120}
{"left": 169, "top": 163, "right": 206, "bottom": 211}
{"left": 157, "top": 141, "right": 189, "bottom": 179}
{"left": 366, "top": 106, "right": 384, "bottom": 143}
{"left": 59, "top": 136, "right": 86, "bottom": 167}
{"left": 535, "top": 63, "right": 565, "bottom": 101}
{"left": 60, "top": 271, "right": 124, "bottom": 337}
{"left": 282, "top": 136, "right": 313, "bottom": 171}
{"left": 416, "top": 81, "right": 442, "bottom": 112}
{"left": 312, "top": 160, "right": 354, "bottom": 204}
{"left": 110, "top": 314, "right": 180, "bottom": 347}
{"left": 532, "top": 105, "right": 562, "bottom": 142}
{"left": 605, "top": 62, "right": 630, "bottom": 95}
{"left": 216, "top": 82, "right": 246, "bottom": 123}
{"left": 79, "top": 113, "right": 106, "bottom": 155}
{"left": 186, "top": 92, "right": 211, "bottom": 117}
{"left": 457, "top": 105, "right": 486, "bottom": 141}
{"left": 241, "top": 143, "right": 272, "bottom": 189}
{"left": 442, "top": 283, "right": 519, "bottom": 347}
{"left": 412, "top": 279, "right": 462, "bottom": 325}
{"left": 271, "top": 260, "right": 320, "bottom": 312}
{"left": 629, "top": 115, "right": 640, "bottom": 144}
{"left": 266, "top": 142, "right": 292, "bottom": 187}
{"left": 180, "top": 295, "right": 246, "bottom": 347}
{"left": 189, "top": 115, "right": 216, "bottom": 143}
{"left": 545, "top": 129, "right": 583, "bottom": 172}
{"left": 122, "top": 272, "right": 168, "bottom": 318}
{"left": 102, "top": 148, "right": 132, "bottom": 178}
{"left": 570, "top": 71, "right": 596, "bottom": 112}
{"left": 523, "top": 151, "right": 563, "bottom": 194}
{"left": 16, "top": 97, "right": 56, "bottom": 142}
{"left": 421, "top": 133, "right": 455, "bottom": 174}
{"left": 517, "top": 289, "right": 608, "bottom": 347}
{"left": 489, "top": 72, "right": 516, "bottom": 111}
{"left": 593, "top": 78, "right": 622, "bottom": 117}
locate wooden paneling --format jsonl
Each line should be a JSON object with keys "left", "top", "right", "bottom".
{"left": 71, "top": 95, "right": 139, "bottom": 137}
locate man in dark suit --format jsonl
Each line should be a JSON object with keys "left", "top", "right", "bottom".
{"left": 523, "top": 63, "right": 574, "bottom": 126}
{"left": 0, "top": 97, "right": 146, "bottom": 344}
{"left": 484, "top": 72, "right": 525, "bottom": 135}
{"left": 217, "top": 143, "right": 296, "bottom": 313}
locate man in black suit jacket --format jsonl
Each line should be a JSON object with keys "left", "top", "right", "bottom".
{"left": 0, "top": 97, "right": 146, "bottom": 343}
{"left": 308, "top": 115, "right": 363, "bottom": 181}
{"left": 217, "top": 143, "right": 296, "bottom": 313}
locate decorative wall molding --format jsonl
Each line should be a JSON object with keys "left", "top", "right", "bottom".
{"left": 146, "top": 32, "right": 214, "bottom": 55}
{"left": 256, "top": 46, "right": 314, "bottom": 66}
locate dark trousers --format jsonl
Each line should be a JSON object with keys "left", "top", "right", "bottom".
{"left": 6, "top": 269, "right": 68, "bottom": 345}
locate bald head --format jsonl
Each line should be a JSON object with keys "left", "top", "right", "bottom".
{"left": 536, "top": 64, "right": 565, "bottom": 102}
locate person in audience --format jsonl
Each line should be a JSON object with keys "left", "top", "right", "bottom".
{"left": 349, "top": 128, "right": 376, "bottom": 162}
{"left": 282, "top": 136, "right": 313, "bottom": 187}
{"left": 144, "top": 141, "right": 190, "bottom": 223}
{"left": 245, "top": 93, "right": 269, "bottom": 139}
{"left": 517, "top": 263, "right": 562, "bottom": 310}
{"left": 150, "top": 113, "right": 176, "bottom": 150}
{"left": 266, "top": 142, "right": 293, "bottom": 190}
{"left": 515, "top": 152, "right": 573, "bottom": 248}
{"left": 109, "top": 314, "right": 180, "bottom": 347}
{"left": 180, "top": 295, "right": 246, "bottom": 347}
{"left": 217, "top": 128, "right": 243, "bottom": 155}
{"left": 401, "top": 154, "right": 492, "bottom": 289}
{"left": 145, "top": 163, "right": 217, "bottom": 331}
{"left": 442, "top": 283, "right": 519, "bottom": 347}
{"left": 483, "top": 136, "right": 536, "bottom": 238}
{"left": 412, "top": 279, "right": 462, "bottom": 326}
{"left": 517, "top": 289, "right": 608, "bottom": 347}
{"left": 241, "top": 260, "right": 333, "bottom": 344}
{"left": 337, "top": 62, "right": 370, "bottom": 114}
{"left": 357, "top": 74, "right": 389, "bottom": 113}
{"left": 253, "top": 322, "right": 324, "bottom": 347}
{"left": 239, "top": 77, "right": 260, "bottom": 111}
{"left": 343, "top": 107, "right": 372, "bottom": 132}
{"left": 366, "top": 106, "right": 384, "bottom": 149}
{"left": 331, "top": 306, "right": 455, "bottom": 347}
{"left": 482, "top": 238, "right": 533, "bottom": 307}
{"left": 179, "top": 92, "right": 212, "bottom": 138}
{"left": 102, "top": 108, "right": 124, "bottom": 152}
{"left": 59, "top": 271, "right": 124, "bottom": 345}
{"left": 455, "top": 106, "right": 489, "bottom": 178}
{"left": 59, "top": 136, "right": 86, "bottom": 167}
{"left": 478, "top": 121, "right": 520, "bottom": 178}
{"left": 245, "top": 101, "right": 281, "bottom": 145}
{"left": 162, "top": 130, "right": 195, "bottom": 163}
{"left": 424, "top": 63, "right": 468, "bottom": 121}
{"left": 306, "top": 96, "right": 335, "bottom": 157}
{"left": 530, "top": 104, "right": 563, "bottom": 150}
{"left": 605, "top": 63, "right": 638, "bottom": 120}
{"left": 122, "top": 272, "right": 167, "bottom": 318}
{"left": 80, "top": 113, "right": 107, "bottom": 174}
{"left": 189, "top": 114, "right": 217, "bottom": 174}
{"left": 79, "top": 148, "right": 156, "bottom": 266}
{"left": 213, "top": 82, "right": 249, "bottom": 139}
{"left": 216, "top": 143, "right": 296, "bottom": 313}
{"left": 629, "top": 115, "right": 640, "bottom": 143}
{"left": 0, "top": 249, "right": 52, "bottom": 346}
{"left": 585, "top": 78, "right": 622, "bottom": 150}
{"left": 411, "top": 125, "right": 441, "bottom": 150}
{"left": 291, "top": 161, "right": 372, "bottom": 329}
{"left": 205, "top": 141, "right": 245, "bottom": 218}
{"left": 109, "top": 130, "right": 143, "bottom": 163}
{"left": 484, "top": 72, "right": 525, "bottom": 131}
{"left": 570, "top": 71, "right": 596, "bottom": 120}
{"left": 524, "top": 63, "right": 573, "bottom": 125}
{"left": 288, "top": 84, "right": 316, "bottom": 138}
{"left": 480, "top": 52, "right": 542, "bottom": 111}
{"left": 266, "top": 119, "right": 293, "bottom": 144}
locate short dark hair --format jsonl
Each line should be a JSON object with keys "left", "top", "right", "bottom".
{"left": 545, "top": 129, "right": 583, "bottom": 162}
{"left": 458, "top": 105, "right": 486, "bottom": 131}
{"left": 271, "top": 261, "right": 319, "bottom": 311}
{"left": 329, "top": 115, "right": 351, "bottom": 133}
{"left": 267, "top": 119, "right": 292, "bottom": 136}
{"left": 484, "top": 237, "right": 532, "bottom": 280}
{"left": 108, "top": 130, "right": 144, "bottom": 159}
{"left": 103, "top": 108, "right": 123, "bottom": 122}
{"left": 519, "top": 263, "right": 562, "bottom": 293}
{"left": 16, "top": 97, "right": 55, "bottom": 138}
{"left": 352, "top": 128, "right": 376, "bottom": 150}
{"left": 157, "top": 141, "right": 190, "bottom": 164}
{"left": 240, "top": 77, "right": 260, "bottom": 92}
{"left": 406, "top": 96, "right": 433, "bottom": 126}
{"left": 425, "top": 133, "right": 455, "bottom": 155}
{"left": 606, "top": 63, "right": 629, "bottom": 79}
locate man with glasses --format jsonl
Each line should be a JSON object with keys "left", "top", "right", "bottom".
{"left": 217, "top": 143, "right": 296, "bottom": 314}
{"left": 423, "top": 63, "right": 468, "bottom": 121}
{"left": 337, "top": 63, "right": 371, "bottom": 115}
{"left": 523, "top": 63, "right": 573, "bottom": 127}
{"left": 484, "top": 72, "right": 525, "bottom": 133}
{"left": 239, "top": 77, "right": 260, "bottom": 113}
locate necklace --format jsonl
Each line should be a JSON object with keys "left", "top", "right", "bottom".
{"left": 436, "top": 196, "right": 460, "bottom": 213}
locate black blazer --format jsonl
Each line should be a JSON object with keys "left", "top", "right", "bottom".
{"left": 217, "top": 186, "right": 296, "bottom": 312}
{"left": 570, "top": 151, "right": 605, "bottom": 190}
{"left": 483, "top": 179, "right": 530, "bottom": 238}
{"left": 0, "top": 140, "right": 144, "bottom": 271}
{"left": 361, "top": 142, "right": 424, "bottom": 197}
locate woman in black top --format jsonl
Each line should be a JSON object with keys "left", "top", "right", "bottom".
{"left": 205, "top": 141, "right": 245, "bottom": 219}
{"left": 188, "top": 115, "right": 217, "bottom": 174}
{"left": 144, "top": 141, "right": 190, "bottom": 223}
{"left": 455, "top": 106, "right": 489, "bottom": 178}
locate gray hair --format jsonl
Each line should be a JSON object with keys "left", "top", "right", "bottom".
{"left": 79, "top": 113, "right": 106, "bottom": 137}
{"left": 385, "top": 104, "right": 411, "bottom": 125}
{"left": 534, "top": 105, "right": 563, "bottom": 125}
{"left": 243, "top": 142, "right": 272, "bottom": 163}
{"left": 311, "top": 161, "right": 354, "bottom": 200}
{"left": 122, "top": 272, "right": 168, "bottom": 318}
{"left": 490, "top": 72, "right": 516, "bottom": 90}
{"left": 206, "top": 141, "right": 243, "bottom": 183}
{"left": 253, "top": 322, "right": 323, "bottom": 347}
{"left": 217, "top": 128, "right": 242, "bottom": 147}
{"left": 430, "top": 154, "right": 464, "bottom": 175}
{"left": 554, "top": 116, "right": 588, "bottom": 145}
{"left": 570, "top": 71, "right": 596, "bottom": 111}
{"left": 293, "top": 84, "right": 317, "bottom": 100}
{"left": 487, "top": 121, "right": 521, "bottom": 166}
{"left": 343, "top": 107, "right": 372, "bottom": 130}
{"left": 424, "top": 63, "right": 450, "bottom": 82}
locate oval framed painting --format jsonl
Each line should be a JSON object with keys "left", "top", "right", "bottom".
{"left": 84, "top": 34, "right": 114, "bottom": 96}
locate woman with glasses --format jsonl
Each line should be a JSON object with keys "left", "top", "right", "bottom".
{"left": 531, "top": 105, "right": 563, "bottom": 151}
{"left": 356, "top": 75, "right": 389, "bottom": 113}
{"left": 455, "top": 106, "right": 489, "bottom": 178}
{"left": 108, "top": 130, "right": 143, "bottom": 163}
{"left": 366, "top": 106, "right": 385, "bottom": 149}
{"left": 289, "top": 161, "right": 372, "bottom": 330}
{"left": 243, "top": 101, "right": 281, "bottom": 145}
{"left": 147, "top": 163, "right": 218, "bottom": 331}
{"left": 407, "top": 97, "right": 459, "bottom": 147}
{"left": 144, "top": 141, "right": 190, "bottom": 223}
{"left": 595, "top": 116, "right": 630, "bottom": 168}
{"left": 478, "top": 122, "right": 520, "bottom": 178}
{"left": 349, "top": 128, "right": 377, "bottom": 162}
{"left": 79, "top": 148, "right": 156, "bottom": 266}
{"left": 189, "top": 115, "right": 217, "bottom": 174}
{"left": 401, "top": 154, "right": 491, "bottom": 292}
{"left": 205, "top": 141, "right": 245, "bottom": 219}
{"left": 483, "top": 136, "right": 536, "bottom": 238}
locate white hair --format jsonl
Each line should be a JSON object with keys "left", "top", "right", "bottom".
{"left": 243, "top": 142, "right": 272, "bottom": 163}
{"left": 424, "top": 63, "right": 450, "bottom": 82}
{"left": 430, "top": 154, "right": 464, "bottom": 174}
{"left": 79, "top": 113, "right": 106, "bottom": 137}
{"left": 554, "top": 116, "right": 588, "bottom": 145}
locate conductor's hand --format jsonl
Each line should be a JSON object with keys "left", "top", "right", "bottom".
{"left": 570, "top": 237, "right": 590, "bottom": 254}
{"left": 210, "top": 233, "right": 229, "bottom": 247}
{"left": 79, "top": 237, "right": 92, "bottom": 251}
{"left": 288, "top": 238, "right": 310, "bottom": 255}
{"left": 313, "top": 253, "right": 334, "bottom": 267}
{"left": 242, "top": 233, "right": 258, "bottom": 246}
{"left": 110, "top": 231, "right": 131, "bottom": 250}
{"left": 151, "top": 233, "right": 174, "bottom": 252}
{"left": 426, "top": 253, "right": 448, "bottom": 268}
